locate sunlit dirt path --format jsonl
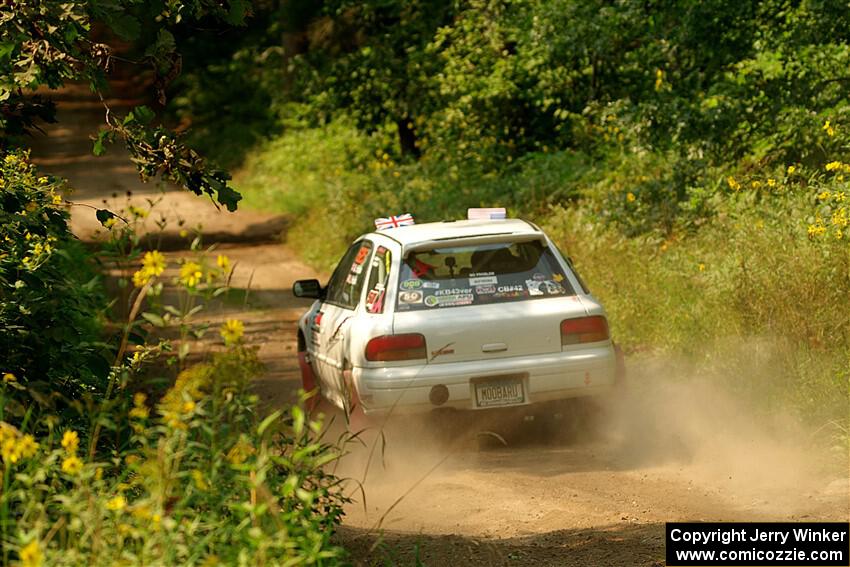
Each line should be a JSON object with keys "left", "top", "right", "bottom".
{"left": 29, "top": 85, "right": 849, "bottom": 567}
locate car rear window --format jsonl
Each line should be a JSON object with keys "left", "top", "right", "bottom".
{"left": 396, "top": 240, "right": 574, "bottom": 311}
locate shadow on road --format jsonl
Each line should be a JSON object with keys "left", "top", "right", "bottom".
{"left": 338, "top": 522, "right": 665, "bottom": 566}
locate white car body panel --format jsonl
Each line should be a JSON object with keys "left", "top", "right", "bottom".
{"left": 297, "top": 219, "right": 619, "bottom": 416}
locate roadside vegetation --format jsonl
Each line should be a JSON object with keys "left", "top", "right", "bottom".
{"left": 174, "top": 1, "right": 849, "bottom": 433}
{"left": 1, "top": 2, "right": 346, "bottom": 565}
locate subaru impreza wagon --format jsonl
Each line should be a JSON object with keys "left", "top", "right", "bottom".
{"left": 293, "top": 217, "right": 624, "bottom": 419}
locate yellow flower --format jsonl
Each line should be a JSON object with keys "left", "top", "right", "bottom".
{"left": 216, "top": 254, "right": 230, "bottom": 272}
{"left": 3, "top": 372, "right": 15, "bottom": 383}
{"left": 132, "top": 269, "right": 151, "bottom": 288}
{"left": 787, "top": 165, "right": 796, "bottom": 175}
{"left": 52, "top": 194, "right": 62, "bottom": 205}
{"left": 823, "top": 120, "right": 835, "bottom": 137}
{"left": 103, "top": 217, "right": 117, "bottom": 229}
{"left": 220, "top": 319, "right": 244, "bottom": 346}
{"left": 834, "top": 191, "right": 846, "bottom": 202}
{"left": 18, "top": 435, "right": 38, "bottom": 459}
{"left": 142, "top": 251, "right": 166, "bottom": 277}
{"left": 179, "top": 229, "right": 189, "bottom": 238}
{"left": 750, "top": 180, "right": 762, "bottom": 189}
{"left": 61, "top": 430, "right": 79, "bottom": 454}
{"left": 179, "top": 262, "right": 203, "bottom": 288}
{"left": 133, "top": 392, "right": 147, "bottom": 407}
{"left": 1, "top": 438, "right": 20, "bottom": 464}
{"left": 698, "top": 263, "right": 706, "bottom": 272}
{"left": 128, "top": 205, "right": 149, "bottom": 219}
{"left": 836, "top": 229, "right": 844, "bottom": 240}
{"left": 129, "top": 405, "right": 149, "bottom": 420}
{"left": 818, "top": 191, "right": 831, "bottom": 201}
{"left": 106, "top": 495, "right": 127, "bottom": 511}
{"left": 20, "top": 540, "right": 41, "bottom": 567}
{"left": 182, "top": 400, "right": 196, "bottom": 414}
{"left": 767, "top": 178, "right": 776, "bottom": 187}
{"left": 726, "top": 176, "right": 740, "bottom": 191}
{"left": 826, "top": 161, "right": 842, "bottom": 172}
{"left": 808, "top": 222, "right": 827, "bottom": 237}
{"left": 654, "top": 68, "right": 665, "bottom": 91}
{"left": 61, "top": 455, "right": 83, "bottom": 475}
{"left": 626, "top": 192, "right": 636, "bottom": 202}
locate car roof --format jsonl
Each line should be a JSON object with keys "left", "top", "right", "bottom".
{"left": 369, "top": 219, "right": 542, "bottom": 247}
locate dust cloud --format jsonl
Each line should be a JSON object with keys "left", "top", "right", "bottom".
{"left": 329, "top": 345, "right": 849, "bottom": 532}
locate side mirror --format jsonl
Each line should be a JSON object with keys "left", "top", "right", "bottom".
{"left": 293, "top": 279, "right": 324, "bottom": 299}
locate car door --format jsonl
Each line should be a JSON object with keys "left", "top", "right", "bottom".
{"left": 314, "top": 239, "right": 373, "bottom": 408}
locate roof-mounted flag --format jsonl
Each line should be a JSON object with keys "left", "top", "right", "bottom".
{"left": 467, "top": 207, "right": 507, "bottom": 220}
{"left": 375, "top": 213, "right": 415, "bottom": 230}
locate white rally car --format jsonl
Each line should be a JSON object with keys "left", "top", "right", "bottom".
{"left": 293, "top": 216, "right": 624, "bottom": 419}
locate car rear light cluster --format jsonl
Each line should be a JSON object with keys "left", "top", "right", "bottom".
{"left": 365, "top": 333, "right": 427, "bottom": 361}
{"left": 561, "top": 316, "right": 609, "bottom": 345}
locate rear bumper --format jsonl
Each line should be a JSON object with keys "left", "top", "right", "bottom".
{"left": 353, "top": 344, "right": 617, "bottom": 415}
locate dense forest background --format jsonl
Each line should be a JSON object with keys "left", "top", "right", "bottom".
{"left": 171, "top": 0, "right": 848, "bottom": 422}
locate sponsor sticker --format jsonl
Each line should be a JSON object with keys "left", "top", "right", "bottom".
{"left": 553, "top": 273, "right": 565, "bottom": 283}
{"left": 352, "top": 263, "right": 363, "bottom": 274}
{"left": 365, "top": 289, "right": 381, "bottom": 308}
{"left": 526, "top": 279, "right": 566, "bottom": 296}
{"left": 399, "top": 290, "right": 423, "bottom": 304}
{"left": 422, "top": 281, "right": 440, "bottom": 289}
{"left": 432, "top": 293, "right": 474, "bottom": 307}
{"left": 434, "top": 288, "right": 473, "bottom": 296}
{"left": 542, "top": 281, "right": 565, "bottom": 294}
{"left": 493, "top": 290, "right": 527, "bottom": 299}
{"left": 475, "top": 285, "right": 496, "bottom": 295}
{"left": 424, "top": 295, "right": 439, "bottom": 307}
{"left": 532, "top": 272, "right": 547, "bottom": 281}
{"left": 526, "top": 279, "right": 544, "bottom": 296}
{"left": 497, "top": 284, "right": 524, "bottom": 293}
{"left": 345, "top": 273, "right": 358, "bottom": 285}
{"left": 469, "top": 275, "right": 498, "bottom": 286}
{"left": 400, "top": 279, "right": 423, "bottom": 290}
{"left": 354, "top": 246, "right": 370, "bottom": 265}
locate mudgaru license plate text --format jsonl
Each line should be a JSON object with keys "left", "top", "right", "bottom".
{"left": 475, "top": 378, "right": 525, "bottom": 408}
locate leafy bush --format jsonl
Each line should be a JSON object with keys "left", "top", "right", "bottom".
{"left": 0, "top": 151, "right": 110, "bottom": 417}
{"left": 1, "top": 347, "right": 347, "bottom": 566}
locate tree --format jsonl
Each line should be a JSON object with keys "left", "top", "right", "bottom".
{"left": 0, "top": 0, "right": 247, "bottom": 211}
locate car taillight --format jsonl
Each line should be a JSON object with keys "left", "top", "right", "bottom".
{"left": 365, "top": 334, "right": 427, "bottom": 361}
{"left": 561, "top": 316, "right": 609, "bottom": 345}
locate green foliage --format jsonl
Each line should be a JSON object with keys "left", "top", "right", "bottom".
{"left": 0, "top": 0, "right": 243, "bottom": 209}
{"left": 0, "top": 151, "right": 110, "bottom": 416}
{"left": 1, "top": 348, "right": 347, "bottom": 566}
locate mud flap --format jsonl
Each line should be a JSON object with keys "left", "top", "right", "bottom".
{"left": 298, "top": 352, "right": 320, "bottom": 412}
{"left": 343, "top": 368, "right": 374, "bottom": 431}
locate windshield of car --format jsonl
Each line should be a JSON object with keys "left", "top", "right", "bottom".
{"left": 396, "top": 240, "right": 574, "bottom": 311}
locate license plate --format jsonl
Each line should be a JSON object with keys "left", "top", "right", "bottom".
{"left": 474, "top": 377, "right": 525, "bottom": 408}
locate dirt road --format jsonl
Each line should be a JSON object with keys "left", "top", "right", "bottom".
{"left": 30, "top": 88, "right": 849, "bottom": 567}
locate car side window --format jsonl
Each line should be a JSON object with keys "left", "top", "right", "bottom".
{"left": 326, "top": 240, "right": 373, "bottom": 309}
{"left": 364, "top": 245, "right": 392, "bottom": 314}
